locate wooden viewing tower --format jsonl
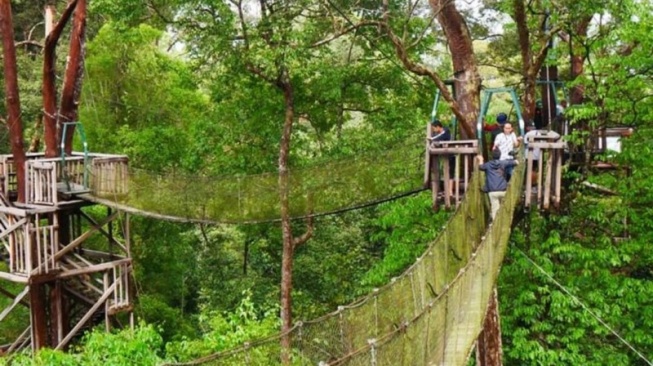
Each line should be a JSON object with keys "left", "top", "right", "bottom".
{"left": 0, "top": 152, "right": 131, "bottom": 353}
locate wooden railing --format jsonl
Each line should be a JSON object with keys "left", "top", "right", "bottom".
{"left": 0, "top": 153, "right": 45, "bottom": 198}
{"left": 107, "top": 260, "right": 131, "bottom": 312}
{"left": 593, "top": 127, "right": 633, "bottom": 153}
{"left": 426, "top": 139, "right": 479, "bottom": 210}
{"left": 24, "top": 156, "right": 87, "bottom": 205}
{"left": 9, "top": 214, "right": 59, "bottom": 276}
{"left": 25, "top": 161, "right": 57, "bottom": 205}
{"left": 525, "top": 131, "right": 566, "bottom": 210}
{"left": 0, "top": 153, "right": 128, "bottom": 206}
{"left": 91, "top": 156, "right": 129, "bottom": 196}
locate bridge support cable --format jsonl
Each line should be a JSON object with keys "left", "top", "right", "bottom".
{"left": 515, "top": 249, "right": 653, "bottom": 366}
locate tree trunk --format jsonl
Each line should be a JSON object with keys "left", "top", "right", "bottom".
{"left": 430, "top": 0, "right": 481, "bottom": 140}
{"left": 43, "top": 0, "right": 79, "bottom": 157}
{"left": 568, "top": 18, "right": 591, "bottom": 170}
{"left": 60, "top": 0, "right": 87, "bottom": 155}
{"left": 539, "top": 66, "right": 558, "bottom": 127}
{"left": 476, "top": 287, "right": 503, "bottom": 366}
{"left": 513, "top": 0, "right": 535, "bottom": 124}
{"left": 0, "top": 0, "right": 27, "bottom": 202}
{"left": 278, "top": 68, "right": 295, "bottom": 363}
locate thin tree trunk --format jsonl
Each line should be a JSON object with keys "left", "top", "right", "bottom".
{"left": 60, "top": 0, "right": 87, "bottom": 155}
{"left": 43, "top": 0, "right": 79, "bottom": 157}
{"left": 430, "top": 0, "right": 481, "bottom": 139}
{"left": 476, "top": 287, "right": 503, "bottom": 366}
{"left": 278, "top": 68, "right": 295, "bottom": 363}
{"left": 29, "top": 4, "right": 57, "bottom": 152}
{"left": 568, "top": 18, "right": 591, "bottom": 171}
{"left": 0, "top": 0, "right": 27, "bottom": 202}
{"left": 514, "top": 0, "right": 535, "bottom": 124}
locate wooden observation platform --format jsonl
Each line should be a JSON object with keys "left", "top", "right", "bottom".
{"left": 425, "top": 137, "right": 479, "bottom": 211}
{"left": 0, "top": 152, "right": 131, "bottom": 353}
{"left": 524, "top": 131, "right": 566, "bottom": 210}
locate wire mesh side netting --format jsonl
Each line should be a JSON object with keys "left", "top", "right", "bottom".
{"left": 161, "top": 159, "right": 525, "bottom": 366}
{"left": 86, "top": 142, "right": 425, "bottom": 224}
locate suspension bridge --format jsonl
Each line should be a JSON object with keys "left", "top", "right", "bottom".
{"left": 0, "top": 125, "right": 631, "bottom": 364}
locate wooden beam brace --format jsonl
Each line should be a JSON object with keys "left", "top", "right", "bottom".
{"left": 53, "top": 211, "right": 119, "bottom": 262}
{"left": 0, "top": 286, "right": 28, "bottom": 322}
{"left": 55, "top": 281, "right": 117, "bottom": 350}
{"left": 429, "top": 147, "right": 479, "bottom": 154}
{"left": 0, "top": 217, "right": 27, "bottom": 241}
{"left": 528, "top": 142, "right": 566, "bottom": 149}
{"left": 0, "top": 285, "right": 29, "bottom": 307}
{"left": 0, "top": 271, "right": 28, "bottom": 283}
{"left": 57, "top": 259, "right": 131, "bottom": 280}
{"left": 78, "top": 211, "right": 127, "bottom": 253}
{"left": 7, "top": 325, "right": 31, "bottom": 354}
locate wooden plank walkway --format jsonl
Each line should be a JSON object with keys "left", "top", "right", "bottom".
{"left": 433, "top": 269, "right": 485, "bottom": 366}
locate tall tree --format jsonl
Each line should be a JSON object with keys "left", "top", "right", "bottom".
{"left": 429, "top": 0, "right": 481, "bottom": 139}
{"left": 60, "top": 0, "right": 87, "bottom": 155}
{"left": 43, "top": 0, "right": 79, "bottom": 157}
{"left": 0, "top": 0, "right": 27, "bottom": 201}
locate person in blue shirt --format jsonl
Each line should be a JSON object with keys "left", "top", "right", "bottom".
{"left": 477, "top": 148, "right": 519, "bottom": 220}
{"left": 429, "top": 120, "right": 455, "bottom": 196}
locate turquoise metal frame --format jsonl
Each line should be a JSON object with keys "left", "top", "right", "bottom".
{"left": 61, "top": 121, "right": 89, "bottom": 190}
{"left": 430, "top": 81, "right": 458, "bottom": 138}
{"left": 475, "top": 87, "right": 525, "bottom": 145}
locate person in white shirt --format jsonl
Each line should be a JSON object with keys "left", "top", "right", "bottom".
{"left": 493, "top": 122, "right": 522, "bottom": 180}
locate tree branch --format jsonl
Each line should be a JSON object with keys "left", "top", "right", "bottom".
{"left": 16, "top": 40, "right": 43, "bottom": 49}
{"left": 292, "top": 215, "right": 313, "bottom": 248}
{"left": 311, "top": 21, "right": 377, "bottom": 48}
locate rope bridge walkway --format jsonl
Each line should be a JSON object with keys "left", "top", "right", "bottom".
{"left": 161, "top": 161, "right": 525, "bottom": 365}
{"left": 80, "top": 138, "right": 426, "bottom": 224}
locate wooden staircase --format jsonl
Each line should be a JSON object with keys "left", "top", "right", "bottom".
{"left": 0, "top": 152, "right": 133, "bottom": 354}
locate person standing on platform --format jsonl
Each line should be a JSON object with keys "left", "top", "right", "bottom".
{"left": 429, "top": 120, "right": 455, "bottom": 196}
{"left": 477, "top": 148, "right": 518, "bottom": 220}
{"left": 493, "top": 122, "right": 522, "bottom": 181}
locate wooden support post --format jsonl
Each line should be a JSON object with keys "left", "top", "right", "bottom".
{"left": 525, "top": 149, "right": 533, "bottom": 209}
{"left": 29, "top": 283, "right": 48, "bottom": 350}
{"left": 537, "top": 155, "right": 543, "bottom": 207}
{"left": 50, "top": 281, "right": 64, "bottom": 346}
{"left": 554, "top": 149, "right": 562, "bottom": 208}
{"left": 431, "top": 156, "right": 440, "bottom": 211}
{"left": 543, "top": 150, "right": 553, "bottom": 210}
{"left": 104, "top": 271, "right": 110, "bottom": 332}
{"left": 443, "top": 157, "right": 451, "bottom": 209}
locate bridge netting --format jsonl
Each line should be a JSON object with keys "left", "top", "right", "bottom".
{"left": 160, "top": 158, "right": 525, "bottom": 365}
{"left": 82, "top": 138, "right": 425, "bottom": 224}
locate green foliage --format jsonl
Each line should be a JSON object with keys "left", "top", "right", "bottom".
{"left": 291, "top": 211, "right": 381, "bottom": 317}
{"left": 138, "top": 295, "right": 198, "bottom": 342}
{"left": 5, "top": 325, "right": 163, "bottom": 366}
{"left": 0, "top": 264, "right": 29, "bottom": 344}
{"left": 360, "top": 192, "right": 451, "bottom": 290}
{"left": 81, "top": 22, "right": 215, "bottom": 171}
{"left": 500, "top": 185, "right": 653, "bottom": 364}
{"left": 165, "top": 289, "right": 279, "bottom": 362}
